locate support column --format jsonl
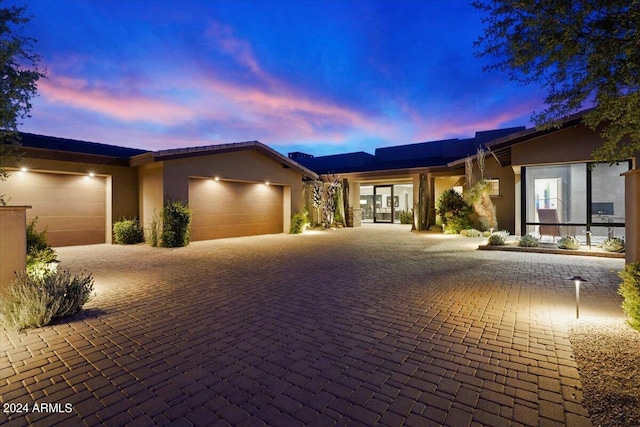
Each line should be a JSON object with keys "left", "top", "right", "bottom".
{"left": 623, "top": 169, "right": 640, "bottom": 263}
{"left": 0, "top": 206, "right": 30, "bottom": 295}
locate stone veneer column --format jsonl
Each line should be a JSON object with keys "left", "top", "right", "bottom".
{"left": 624, "top": 169, "right": 640, "bottom": 263}
{"left": 348, "top": 208, "right": 362, "bottom": 227}
{"left": 0, "top": 206, "right": 30, "bottom": 295}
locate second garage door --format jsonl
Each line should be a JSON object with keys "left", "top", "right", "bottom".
{"left": 189, "top": 179, "right": 283, "bottom": 241}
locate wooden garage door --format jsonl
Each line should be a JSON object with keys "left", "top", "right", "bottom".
{"left": 1, "top": 171, "right": 106, "bottom": 246}
{"left": 189, "top": 179, "right": 283, "bottom": 241}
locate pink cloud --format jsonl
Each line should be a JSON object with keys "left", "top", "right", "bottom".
{"left": 38, "top": 74, "right": 197, "bottom": 125}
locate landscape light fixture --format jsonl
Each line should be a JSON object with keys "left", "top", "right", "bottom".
{"left": 566, "top": 275, "right": 588, "bottom": 319}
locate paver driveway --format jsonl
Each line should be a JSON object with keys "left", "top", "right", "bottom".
{"left": 1, "top": 225, "right": 625, "bottom": 427}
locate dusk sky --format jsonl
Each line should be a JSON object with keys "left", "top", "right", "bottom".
{"left": 15, "top": 0, "right": 546, "bottom": 156}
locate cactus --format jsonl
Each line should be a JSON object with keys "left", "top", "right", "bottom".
{"left": 558, "top": 236, "right": 581, "bottom": 250}
{"left": 518, "top": 234, "right": 539, "bottom": 247}
{"left": 602, "top": 237, "right": 625, "bottom": 253}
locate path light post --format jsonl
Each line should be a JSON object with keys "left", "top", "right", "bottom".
{"left": 566, "top": 276, "right": 588, "bottom": 319}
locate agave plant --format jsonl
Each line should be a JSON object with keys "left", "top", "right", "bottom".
{"left": 602, "top": 237, "right": 625, "bottom": 253}
{"left": 487, "top": 232, "right": 506, "bottom": 246}
{"left": 558, "top": 236, "right": 581, "bottom": 250}
{"left": 518, "top": 234, "right": 539, "bottom": 247}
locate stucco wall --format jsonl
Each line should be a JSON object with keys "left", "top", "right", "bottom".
{"left": 512, "top": 125, "right": 603, "bottom": 165}
{"left": 138, "top": 162, "right": 164, "bottom": 233}
{"left": 482, "top": 157, "right": 516, "bottom": 233}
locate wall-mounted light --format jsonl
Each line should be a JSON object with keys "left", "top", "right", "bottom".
{"left": 20, "top": 167, "right": 28, "bottom": 172}
{"left": 265, "top": 181, "right": 270, "bottom": 186}
{"left": 214, "top": 176, "right": 220, "bottom": 181}
{"left": 89, "top": 172, "right": 95, "bottom": 177}
{"left": 566, "top": 275, "right": 588, "bottom": 319}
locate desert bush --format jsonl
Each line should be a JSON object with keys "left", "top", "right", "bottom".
{"left": 602, "top": 237, "right": 625, "bottom": 253}
{"left": 618, "top": 262, "right": 640, "bottom": 331}
{"left": 113, "top": 217, "right": 144, "bottom": 244}
{"left": 487, "top": 232, "right": 506, "bottom": 246}
{"left": 558, "top": 236, "right": 581, "bottom": 250}
{"left": 428, "top": 224, "right": 443, "bottom": 232}
{"left": 147, "top": 210, "right": 161, "bottom": 247}
{"left": 437, "top": 189, "right": 472, "bottom": 234}
{"left": 162, "top": 200, "right": 192, "bottom": 247}
{"left": 0, "top": 270, "right": 94, "bottom": 332}
{"left": 26, "top": 218, "right": 56, "bottom": 267}
{"left": 518, "top": 234, "right": 539, "bottom": 247}
{"left": 399, "top": 209, "right": 413, "bottom": 225}
{"left": 290, "top": 209, "right": 309, "bottom": 234}
{"left": 460, "top": 228, "right": 482, "bottom": 237}
{"left": 483, "top": 231, "right": 492, "bottom": 237}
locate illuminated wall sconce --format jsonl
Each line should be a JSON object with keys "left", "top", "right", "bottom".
{"left": 265, "top": 181, "right": 270, "bottom": 186}
{"left": 214, "top": 176, "right": 220, "bottom": 181}
{"left": 20, "top": 167, "right": 28, "bottom": 172}
{"left": 88, "top": 172, "right": 95, "bottom": 177}
{"left": 566, "top": 275, "right": 587, "bottom": 319}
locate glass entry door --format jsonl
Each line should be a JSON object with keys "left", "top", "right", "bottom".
{"left": 374, "top": 185, "right": 393, "bottom": 223}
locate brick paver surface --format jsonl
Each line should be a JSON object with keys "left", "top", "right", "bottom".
{"left": 1, "top": 225, "right": 624, "bottom": 426}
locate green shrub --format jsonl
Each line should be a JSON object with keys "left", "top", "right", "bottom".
{"left": 113, "top": 217, "right": 144, "bottom": 244}
{"left": 487, "top": 233, "right": 505, "bottom": 246}
{"left": 483, "top": 231, "right": 492, "bottom": 237}
{"left": 443, "top": 212, "right": 472, "bottom": 234}
{"left": 460, "top": 228, "right": 482, "bottom": 237}
{"left": 162, "top": 200, "right": 192, "bottom": 247}
{"left": 558, "top": 236, "right": 581, "bottom": 250}
{"left": 399, "top": 209, "right": 413, "bottom": 224}
{"left": 428, "top": 224, "right": 443, "bottom": 232}
{"left": 518, "top": 234, "right": 539, "bottom": 247}
{"left": 26, "top": 218, "right": 56, "bottom": 267}
{"left": 290, "top": 209, "right": 309, "bottom": 234}
{"left": 618, "top": 262, "right": 640, "bottom": 331}
{"left": 437, "top": 189, "right": 472, "bottom": 234}
{"left": 0, "top": 270, "right": 94, "bottom": 332}
{"left": 602, "top": 237, "right": 625, "bottom": 253}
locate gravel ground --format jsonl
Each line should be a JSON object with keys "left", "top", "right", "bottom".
{"left": 568, "top": 318, "right": 640, "bottom": 427}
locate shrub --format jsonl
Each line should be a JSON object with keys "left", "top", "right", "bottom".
{"left": 602, "top": 237, "right": 625, "bottom": 253}
{"left": 26, "top": 218, "right": 56, "bottom": 267}
{"left": 0, "top": 270, "right": 94, "bottom": 332}
{"left": 487, "top": 232, "right": 506, "bottom": 246}
{"left": 437, "top": 189, "right": 472, "bottom": 234}
{"left": 428, "top": 224, "right": 443, "bottom": 232}
{"left": 147, "top": 210, "right": 161, "bottom": 247}
{"left": 618, "top": 262, "right": 640, "bottom": 331}
{"left": 483, "top": 231, "right": 492, "bottom": 237}
{"left": 290, "top": 209, "right": 309, "bottom": 234}
{"left": 162, "top": 200, "right": 192, "bottom": 248}
{"left": 558, "top": 236, "right": 581, "bottom": 250}
{"left": 443, "top": 212, "right": 472, "bottom": 234}
{"left": 460, "top": 228, "right": 482, "bottom": 237}
{"left": 399, "top": 209, "right": 413, "bottom": 224}
{"left": 113, "top": 217, "right": 144, "bottom": 244}
{"left": 518, "top": 234, "right": 539, "bottom": 247}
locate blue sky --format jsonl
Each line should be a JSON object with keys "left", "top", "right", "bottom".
{"left": 15, "top": 0, "right": 545, "bottom": 156}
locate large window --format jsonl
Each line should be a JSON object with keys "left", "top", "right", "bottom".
{"left": 523, "top": 162, "right": 629, "bottom": 243}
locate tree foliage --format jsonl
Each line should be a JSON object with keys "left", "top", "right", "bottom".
{"left": 473, "top": 0, "right": 640, "bottom": 162}
{"left": 0, "top": 4, "right": 45, "bottom": 181}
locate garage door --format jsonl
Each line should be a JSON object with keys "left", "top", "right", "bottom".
{"left": 0, "top": 171, "right": 106, "bottom": 246}
{"left": 189, "top": 179, "right": 283, "bottom": 241}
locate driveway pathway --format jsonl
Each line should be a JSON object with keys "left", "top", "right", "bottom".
{"left": 0, "top": 225, "right": 625, "bottom": 426}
